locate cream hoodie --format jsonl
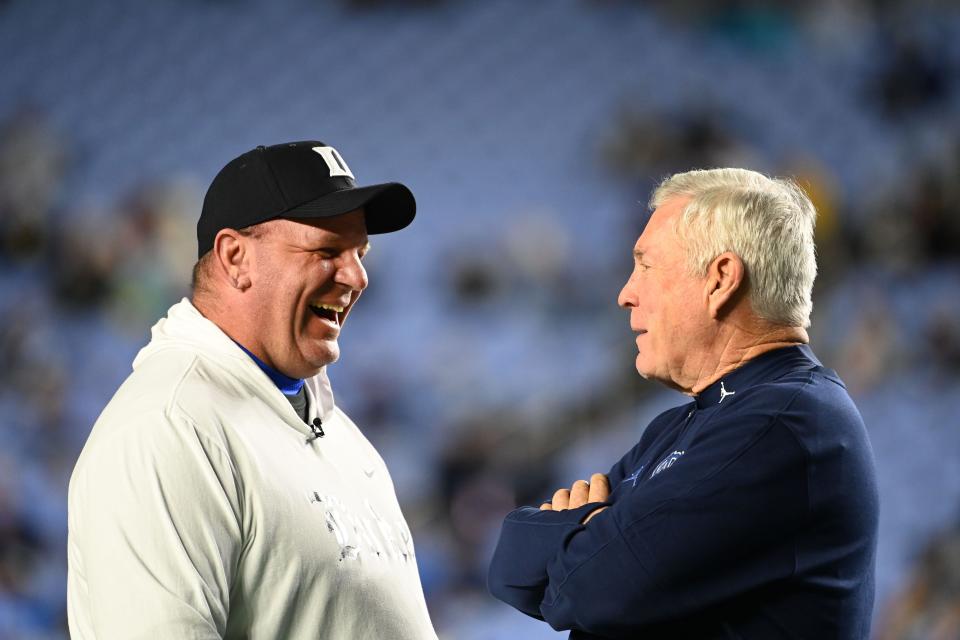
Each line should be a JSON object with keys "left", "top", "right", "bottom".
{"left": 67, "top": 299, "right": 438, "bottom": 639}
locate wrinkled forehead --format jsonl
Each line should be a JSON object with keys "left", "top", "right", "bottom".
{"left": 635, "top": 197, "right": 687, "bottom": 252}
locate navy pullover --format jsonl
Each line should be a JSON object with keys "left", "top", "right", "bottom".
{"left": 488, "top": 345, "right": 878, "bottom": 639}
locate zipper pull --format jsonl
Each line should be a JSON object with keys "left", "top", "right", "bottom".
{"left": 306, "top": 417, "right": 325, "bottom": 443}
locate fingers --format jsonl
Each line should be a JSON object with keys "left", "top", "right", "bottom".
{"left": 545, "top": 474, "right": 611, "bottom": 512}
{"left": 552, "top": 488, "right": 570, "bottom": 510}
{"left": 588, "top": 473, "right": 611, "bottom": 503}
{"left": 568, "top": 479, "right": 591, "bottom": 509}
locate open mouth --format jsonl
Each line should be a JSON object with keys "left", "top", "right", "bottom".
{"left": 309, "top": 302, "right": 344, "bottom": 325}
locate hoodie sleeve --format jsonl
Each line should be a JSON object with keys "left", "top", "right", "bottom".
{"left": 487, "top": 418, "right": 807, "bottom": 637}
{"left": 67, "top": 410, "right": 243, "bottom": 640}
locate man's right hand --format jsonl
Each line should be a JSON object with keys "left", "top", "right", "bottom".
{"left": 540, "top": 473, "right": 610, "bottom": 522}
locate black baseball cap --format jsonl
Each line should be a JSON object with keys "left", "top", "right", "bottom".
{"left": 197, "top": 141, "right": 416, "bottom": 258}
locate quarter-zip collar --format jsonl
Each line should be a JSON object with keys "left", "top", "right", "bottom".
{"left": 694, "top": 344, "right": 822, "bottom": 409}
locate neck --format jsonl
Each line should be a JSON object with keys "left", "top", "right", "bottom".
{"left": 191, "top": 293, "right": 217, "bottom": 323}
{"left": 192, "top": 293, "right": 267, "bottom": 367}
{"left": 687, "top": 322, "right": 808, "bottom": 395}
{"left": 193, "top": 292, "right": 247, "bottom": 352}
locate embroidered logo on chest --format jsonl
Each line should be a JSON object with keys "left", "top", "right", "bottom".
{"left": 719, "top": 381, "right": 736, "bottom": 403}
{"left": 650, "top": 450, "right": 685, "bottom": 479}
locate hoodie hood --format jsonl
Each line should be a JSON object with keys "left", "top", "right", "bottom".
{"left": 134, "top": 298, "right": 335, "bottom": 420}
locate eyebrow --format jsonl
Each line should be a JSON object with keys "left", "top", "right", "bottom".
{"left": 633, "top": 249, "right": 646, "bottom": 261}
{"left": 304, "top": 238, "right": 372, "bottom": 253}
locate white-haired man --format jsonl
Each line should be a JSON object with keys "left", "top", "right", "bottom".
{"left": 489, "top": 168, "right": 879, "bottom": 639}
{"left": 68, "top": 141, "right": 438, "bottom": 639}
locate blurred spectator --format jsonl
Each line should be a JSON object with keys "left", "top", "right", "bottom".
{"left": 872, "top": 33, "right": 951, "bottom": 119}
{"left": 0, "top": 107, "right": 68, "bottom": 263}
{"left": 106, "top": 180, "right": 196, "bottom": 331}
{"left": 909, "top": 165, "right": 960, "bottom": 261}
{"left": 46, "top": 180, "right": 196, "bottom": 328}
{"left": 650, "top": 0, "right": 799, "bottom": 51}
{"left": 0, "top": 301, "right": 69, "bottom": 456}
{"left": 876, "top": 520, "right": 960, "bottom": 640}
{"left": 445, "top": 246, "right": 507, "bottom": 308}
{"left": 601, "top": 107, "right": 746, "bottom": 179}
{"left": 0, "top": 453, "right": 61, "bottom": 637}
{"left": 701, "top": 1, "right": 798, "bottom": 52}
{"left": 48, "top": 211, "right": 121, "bottom": 310}
{"left": 0, "top": 475, "right": 44, "bottom": 600}
{"left": 855, "top": 188, "right": 927, "bottom": 273}
{"left": 837, "top": 291, "right": 901, "bottom": 395}
{"left": 924, "top": 308, "right": 960, "bottom": 377}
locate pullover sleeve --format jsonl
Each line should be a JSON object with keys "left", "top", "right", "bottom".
{"left": 67, "top": 411, "right": 244, "bottom": 640}
{"left": 488, "top": 416, "right": 808, "bottom": 637}
{"left": 486, "top": 503, "right": 608, "bottom": 619}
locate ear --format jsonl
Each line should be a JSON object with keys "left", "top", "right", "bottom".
{"left": 704, "top": 251, "right": 744, "bottom": 320}
{"left": 212, "top": 229, "right": 252, "bottom": 290}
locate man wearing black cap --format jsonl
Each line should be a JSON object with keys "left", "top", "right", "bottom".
{"left": 67, "top": 142, "right": 438, "bottom": 639}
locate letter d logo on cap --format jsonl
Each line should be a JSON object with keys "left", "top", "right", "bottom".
{"left": 312, "top": 146, "right": 355, "bottom": 180}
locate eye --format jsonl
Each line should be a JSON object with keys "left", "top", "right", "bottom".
{"left": 311, "top": 247, "right": 338, "bottom": 259}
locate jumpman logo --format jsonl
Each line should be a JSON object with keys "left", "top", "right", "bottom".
{"left": 622, "top": 466, "right": 645, "bottom": 487}
{"left": 719, "top": 381, "right": 736, "bottom": 404}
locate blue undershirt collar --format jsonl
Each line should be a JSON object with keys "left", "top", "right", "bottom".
{"left": 233, "top": 341, "right": 305, "bottom": 396}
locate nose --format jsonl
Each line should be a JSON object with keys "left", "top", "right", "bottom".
{"left": 618, "top": 278, "right": 636, "bottom": 309}
{"left": 336, "top": 252, "right": 369, "bottom": 292}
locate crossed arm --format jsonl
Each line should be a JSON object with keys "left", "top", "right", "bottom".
{"left": 487, "top": 421, "right": 808, "bottom": 636}
{"left": 539, "top": 472, "right": 610, "bottom": 523}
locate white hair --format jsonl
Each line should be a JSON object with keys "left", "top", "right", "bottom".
{"left": 650, "top": 168, "right": 818, "bottom": 328}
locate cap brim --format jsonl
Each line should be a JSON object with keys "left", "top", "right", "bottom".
{"left": 282, "top": 182, "right": 415, "bottom": 234}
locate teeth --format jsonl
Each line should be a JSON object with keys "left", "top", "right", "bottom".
{"left": 311, "top": 302, "right": 344, "bottom": 313}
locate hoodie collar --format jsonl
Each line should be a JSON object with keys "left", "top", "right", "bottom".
{"left": 134, "top": 298, "right": 334, "bottom": 419}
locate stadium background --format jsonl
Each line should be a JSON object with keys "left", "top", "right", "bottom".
{"left": 1, "top": 0, "right": 959, "bottom": 638}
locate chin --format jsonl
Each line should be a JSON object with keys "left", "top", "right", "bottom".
{"left": 282, "top": 345, "right": 338, "bottom": 379}
{"left": 635, "top": 355, "right": 652, "bottom": 379}
{"left": 308, "top": 343, "right": 340, "bottom": 370}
